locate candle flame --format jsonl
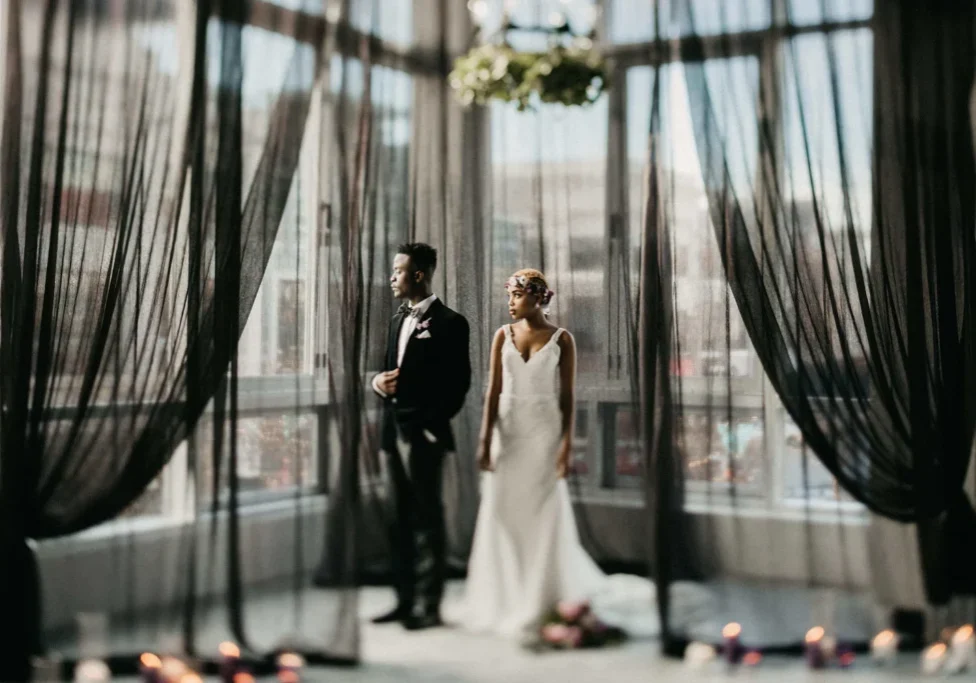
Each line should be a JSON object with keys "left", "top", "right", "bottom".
{"left": 924, "top": 643, "right": 947, "bottom": 659}
{"left": 742, "top": 650, "right": 762, "bottom": 666}
{"left": 722, "top": 622, "right": 742, "bottom": 638}
{"left": 219, "top": 641, "right": 241, "bottom": 658}
{"left": 805, "top": 626, "right": 825, "bottom": 643}
{"left": 277, "top": 652, "right": 305, "bottom": 668}
{"left": 139, "top": 653, "right": 162, "bottom": 669}
{"left": 872, "top": 629, "right": 896, "bottom": 647}
{"left": 233, "top": 674, "right": 256, "bottom": 683}
{"left": 952, "top": 625, "right": 974, "bottom": 644}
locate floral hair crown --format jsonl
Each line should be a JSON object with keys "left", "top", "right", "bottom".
{"left": 505, "top": 274, "right": 555, "bottom": 306}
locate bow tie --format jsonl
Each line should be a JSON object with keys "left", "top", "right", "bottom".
{"left": 398, "top": 303, "right": 424, "bottom": 319}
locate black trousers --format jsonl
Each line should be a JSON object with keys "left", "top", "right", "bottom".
{"left": 387, "top": 431, "right": 446, "bottom": 617}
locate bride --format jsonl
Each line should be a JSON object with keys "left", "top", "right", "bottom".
{"left": 451, "top": 269, "right": 658, "bottom": 641}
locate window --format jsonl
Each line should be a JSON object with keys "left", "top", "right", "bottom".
{"left": 489, "top": 95, "right": 609, "bottom": 375}
{"left": 195, "top": 410, "right": 319, "bottom": 505}
{"left": 608, "top": 0, "right": 770, "bottom": 45}
{"left": 626, "top": 62, "right": 762, "bottom": 392}
{"left": 681, "top": 409, "right": 765, "bottom": 495}
{"left": 595, "top": 2, "right": 873, "bottom": 516}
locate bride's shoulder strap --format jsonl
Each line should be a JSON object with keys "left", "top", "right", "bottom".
{"left": 551, "top": 327, "right": 565, "bottom": 343}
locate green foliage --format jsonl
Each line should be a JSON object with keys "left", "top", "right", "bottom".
{"left": 448, "top": 43, "right": 609, "bottom": 112}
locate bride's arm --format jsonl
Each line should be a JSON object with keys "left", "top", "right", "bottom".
{"left": 476, "top": 327, "right": 506, "bottom": 469}
{"left": 556, "top": 331, "right": 577, "bottom": 476}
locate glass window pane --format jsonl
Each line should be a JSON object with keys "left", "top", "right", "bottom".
{"left": 681, "top": 409, "right": 765, "bottom": 493}
{"left": 781, "top": 413, "right": 858, "bottom": 503}
{"left": 787, "top": 0, "right": 872, "bottom": 26}
{"left": 349, "top": 0, "right": 412, "bottom": 47}
{"left": 196, "top": 411, "right": 319, "bottom": 504}
{"left": 626, "top": 62, "right": 761, "bottom": 388}
{"left": 609, "top": 0, "right": 770, "bottom": 44}
{"left": 490, "top": 98, "right": 608, "bottom": 377}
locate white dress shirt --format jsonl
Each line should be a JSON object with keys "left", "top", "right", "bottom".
{"left": 372, "top": 294, "right": 438, "bottom": 398}
{"left": 396, "top": 293, "right": 437, "bottom": 367}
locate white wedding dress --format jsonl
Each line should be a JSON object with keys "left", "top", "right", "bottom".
{"left": 448, "top": 326, "right": 661, "bottom": 640}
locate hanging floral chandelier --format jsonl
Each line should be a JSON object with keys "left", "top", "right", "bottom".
{"left": 449, "top": 0, "right": 609, "bottom": 112}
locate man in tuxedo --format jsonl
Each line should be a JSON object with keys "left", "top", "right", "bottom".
{"left": 370, "top": 242, "right": 471, "bottom": 630}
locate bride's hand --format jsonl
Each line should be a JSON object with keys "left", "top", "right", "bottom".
{"left": 477, "top": 441, "right": 494, "bottom": 472}
{"left": 556, "top": 440, "right": 572, "bottom": 478}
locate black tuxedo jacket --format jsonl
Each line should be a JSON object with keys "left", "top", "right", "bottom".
{"left": 375, "top": 298, "right": 471, "bottom": 453}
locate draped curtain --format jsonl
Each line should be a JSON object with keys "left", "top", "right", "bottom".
{"left": 636, "top": 0, "right": 976, "bottom": 650}
{"left": 0, "top": 0, "right": 339, "bottom": 677}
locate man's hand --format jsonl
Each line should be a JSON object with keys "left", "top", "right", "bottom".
{"left": 556, "top": 440, "right": 572, "bottom": 478}
{"left": 374, "top": 369, "right": 399, "bottom": 396}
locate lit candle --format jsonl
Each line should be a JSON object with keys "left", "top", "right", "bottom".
{"left": 139, "top": 653, "right": 162, "bottom": 683}
{"left": 742, "top": 650, "right": 762, "bottom": 667}
{"left": 276, "top": 652, "right": 305, "bottom": 682}
{"left": 219, "top": 642, "right": 241, "bottom": 683}
{"left": 804, "top": 626, "right": 826, "bottom": 669}
{"left": 683, "top": 641, "right": 716, "bottom": 669}
{"left": 74, "top": 658, "right": 110, "bottom": 683}
{"left": 871, "top": 629, "right": 899, "bottom": 665}
{"left": 722, "top": 622, "right": 743, "bottom": 664}
{"left": 946, "top": 624, "right": 976, "bottom": 674}
{"left": 159, "top": 656, "right": 188, "bottom": 683}
{"left": 921, "top": 642, "right": 947, "bottom": 675}
{"left": 232, "top": 673, "right": 256, "bottom": 683}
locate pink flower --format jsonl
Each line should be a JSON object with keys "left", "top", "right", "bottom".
{"left": 556, "top": 600, "right": 590, "bottom": 623}
{"left": 541, "top": 623, "right": 569, "bottom": 644}
{"left": 563, "top": 626, "right": 584, "bottom": 648}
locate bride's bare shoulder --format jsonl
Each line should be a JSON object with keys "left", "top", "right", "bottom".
{"left": 555, "top": 327, "right": 575, "bottom": 349}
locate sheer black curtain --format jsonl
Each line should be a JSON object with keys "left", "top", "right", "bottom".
{"left": 0, "top": 0, "right": 341, "bottom": 678}
{"left": 637, "top": 0, "right": 976, "bottom": 650}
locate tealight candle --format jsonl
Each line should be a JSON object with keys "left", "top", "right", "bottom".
{"left": 276, "top": 652, "right": 305, "bottom": 682}
{"left": 159, "top": 656, "right": 188, "bottom": 683}
{"left": 871, "top": 629, "right": 898, "bottom": 666}
{"left": 139, "top": 653, "right": 162, "bottom": 683}
{"left": 921, "top": 642, "right": 947, "bottom": 675}
{"left": 219, "top": 642, "right": 241, "bottom": 683}
{"left": 683, "top": 641, "right": 716, "bottom": 669}
{"left": 722, "top": 622, "right": 743, "bottom": 664}
{"left": 946, "top": 624, "right": 976, "bottom": 674}
{"left": 804, "top": 626, "right": 826, "bottom": 669}
{"left": 74, "top": 658, "right": 110, "bottom": 683}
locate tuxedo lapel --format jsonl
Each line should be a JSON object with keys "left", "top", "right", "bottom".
{"left": 388, "top": 310, "right": 406, "bottom": 370}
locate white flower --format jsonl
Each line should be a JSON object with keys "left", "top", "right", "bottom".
{"left": 491, "top": 56, "right": 509, "bottom": 79}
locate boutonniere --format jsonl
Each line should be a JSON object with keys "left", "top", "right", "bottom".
{"left": 414, "top": 318, "right": 432, "bottom": 339}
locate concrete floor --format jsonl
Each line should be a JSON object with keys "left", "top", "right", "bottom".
{"left": 82, "top": 581, "right": 930, "bottom": 682}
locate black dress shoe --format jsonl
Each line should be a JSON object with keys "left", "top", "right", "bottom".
{"left": 370, "top": 606, "right": 408, "bottom": 624}
{"left": 403, "top": 613, "right": 443, "bottom": 631}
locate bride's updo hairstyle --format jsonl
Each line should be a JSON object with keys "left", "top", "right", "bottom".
{"left": 505, "top": 268, "right": 555, "bottom": 309}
